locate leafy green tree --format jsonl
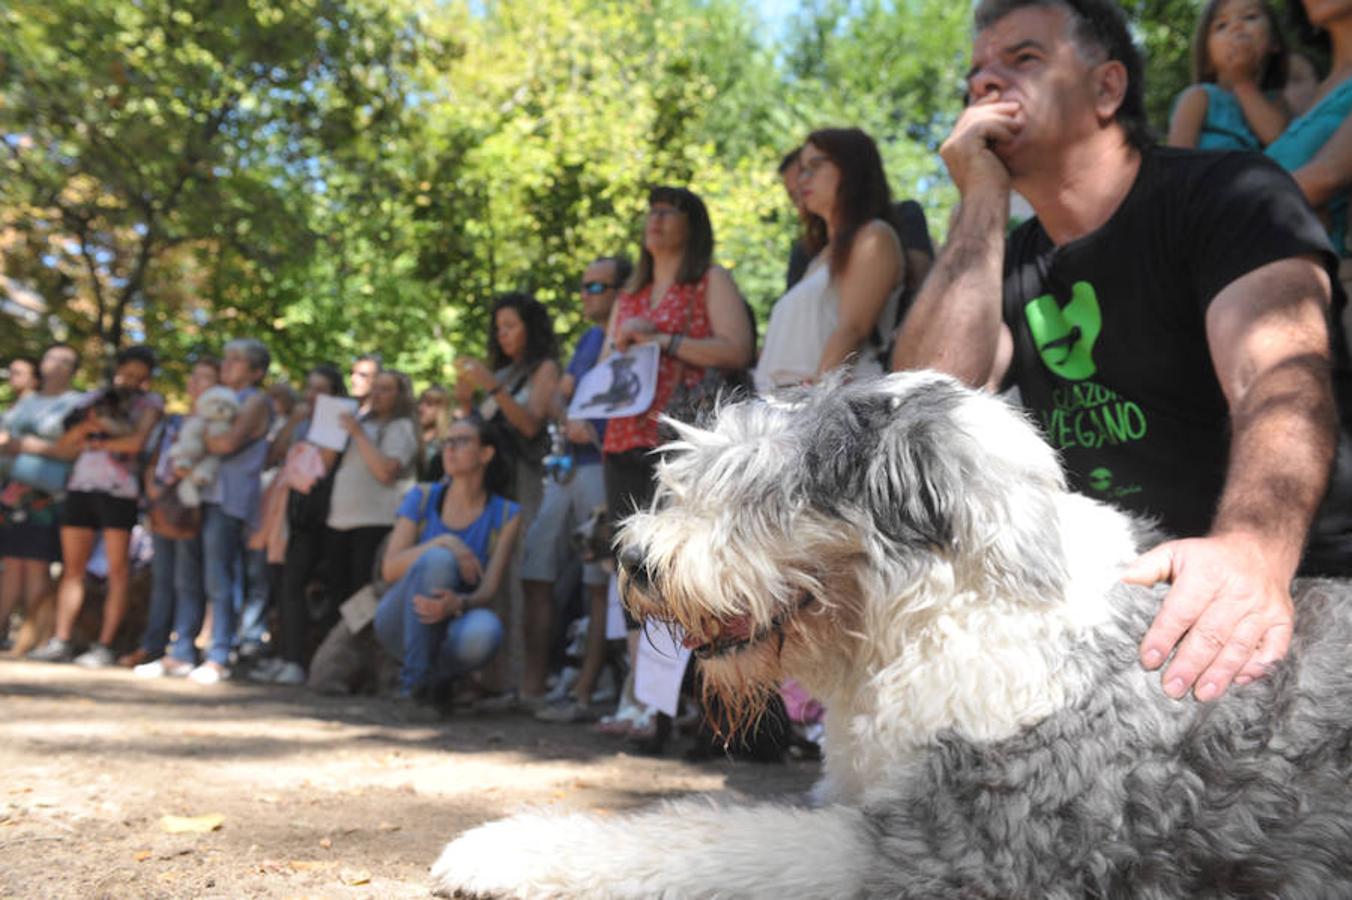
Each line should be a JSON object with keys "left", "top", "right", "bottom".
{"left": 0, "top": 0, "right": 424, "bottom": 381}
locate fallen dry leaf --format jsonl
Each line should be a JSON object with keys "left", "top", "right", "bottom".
{"left": 376, "top": 821, "right": 400, "bottom": 833}
{"left": 289, "top": 859, "right": 321, "bottom": 871}
{"left": 133, "top": 850, "right": 153, "bottom": 862}
{"left": 343, "top": 871, "right": 372, "bottom": 886}
{"left": 159, "top": 813, "right": 225, "bottom": 834}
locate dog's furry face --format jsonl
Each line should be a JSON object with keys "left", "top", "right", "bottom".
{"left": 618, "top": 372, "right": 1071, "bottom": 729}
{"left": 62, "top": 386, "right": 138, "bottom": 437}
{"left": 194, "top": 385, "right": 240, "bottom": 423}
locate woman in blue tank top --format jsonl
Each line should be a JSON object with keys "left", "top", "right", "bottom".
{"left": 1266, "top": 0, "right": 1352, "bottom": 257}
{"left": 375, "top": 415, "right": 521, "bottom": 699}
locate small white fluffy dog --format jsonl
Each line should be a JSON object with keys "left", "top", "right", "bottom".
{"left": 169, "top": 385, "right": 239, "bottom": 507}
{"left": 432, "top": 372, "right": 1352, "bottom": 899}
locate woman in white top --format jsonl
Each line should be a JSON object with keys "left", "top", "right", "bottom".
{"left": 326, "top": 368, "right": 419, "bottom": 616}
{"left": 754, "top": 128, "right": 907, "bottom": 393}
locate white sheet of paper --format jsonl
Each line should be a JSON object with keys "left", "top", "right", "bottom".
{"left": 605, "top": 573, "right": 627, "bottom": 639}
{"left": 568, "top": 343, "right": 660, "bottom": 420}
{"left": 634, "top": 619, "right": 690, "bottom": 717}
{"left": 308, "top": 395, "right": 359, "bottom": 452}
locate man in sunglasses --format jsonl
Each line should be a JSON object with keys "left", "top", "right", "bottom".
{"left": 522, "top": 255, "right": 633, "bottom": 721}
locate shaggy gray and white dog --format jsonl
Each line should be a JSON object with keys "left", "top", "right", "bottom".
{"left": 432, "top": 371, "right": 1352, "bottom": 899}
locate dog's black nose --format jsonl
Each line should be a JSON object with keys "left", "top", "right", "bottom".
{"left": 618, "top": 545, "right": 650, "bottom": 591}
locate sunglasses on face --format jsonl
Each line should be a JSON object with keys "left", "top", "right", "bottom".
{"left": 580, "top": 281, "right": 615, "bottom": 295}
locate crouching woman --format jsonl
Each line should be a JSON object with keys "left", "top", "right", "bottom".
{"left": 375, "top": 415, "right": 521, "bottom": 698}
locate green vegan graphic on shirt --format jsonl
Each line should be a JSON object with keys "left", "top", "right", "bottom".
{"left": 1024, "top": 281, "right": 1102, "bottom": 381}
{"left": 1088, "top": 467, "right": 1113, "bottom": 492}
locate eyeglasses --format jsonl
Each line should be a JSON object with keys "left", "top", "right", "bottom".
{"left": 580, "top": 281, "right": 615, "bottom": 295}
{"left": 444, "top": 435, "right": 479, "bottom": 449}
{"left": 798, "top": 153, "right": 832, "bottom": 182}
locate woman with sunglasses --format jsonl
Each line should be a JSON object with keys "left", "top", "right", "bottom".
{"left": 375, "top": 415, "right": 521, "bottom": 701}
{"left": 599, "top": 185, "right": 754, "bottom": 743}
{"left": 754, "top": 127, "right": 906, "bottom": 393}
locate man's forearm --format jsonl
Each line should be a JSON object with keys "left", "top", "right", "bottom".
{"left": 1213, "top": 354, "right": 1337, "bottom": 577}
{"left": 891, "top": 189, "right": 1009, "bottom": 386}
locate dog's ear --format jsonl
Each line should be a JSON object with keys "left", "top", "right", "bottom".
{"left": 800, "top": 385, "right": 958, "bottom": 551}
{"left": 805, "top": 375, "right": 1069, "bottom": 599}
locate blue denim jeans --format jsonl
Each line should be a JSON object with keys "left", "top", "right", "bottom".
{"left": 202, "top": 503, "right": 246, "bottom": 666}
{"left": 374, "top": 547, "right": 503, "bottom": 692}
{"left": 142, "top": 532, "right": 206, "bottom": 664}
{"left": 234, "top": 546, "right": 269, "bottom": 650}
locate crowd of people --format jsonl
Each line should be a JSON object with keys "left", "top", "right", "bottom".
{"left": 2, "top": 0, "right": 1351, "bottom": 757}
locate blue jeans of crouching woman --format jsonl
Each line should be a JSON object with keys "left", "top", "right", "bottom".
{"left": 374, "top": 547, "right": 503, "bottom": 693}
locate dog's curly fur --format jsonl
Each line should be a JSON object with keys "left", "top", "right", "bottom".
{"left": 169, "top": 385, "right": 239, "bottom": 507}
{"left": 432, "top": 372, "right": 1352, "bottom": 899}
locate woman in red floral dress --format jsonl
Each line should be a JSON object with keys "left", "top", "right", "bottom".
{"left": 599, "top": 185, "right": 753, "bottom": 744}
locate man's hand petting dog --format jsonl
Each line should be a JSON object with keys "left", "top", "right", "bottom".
{"left": 1125, "top": 531, "right": 1295, "bottom": 703}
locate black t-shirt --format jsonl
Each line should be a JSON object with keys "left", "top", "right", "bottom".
{"left": 1003, "top": 146, "right": 1350, "bottom": 567}
{"left": 894, "top": 199, "right": 936, "bottom": 259}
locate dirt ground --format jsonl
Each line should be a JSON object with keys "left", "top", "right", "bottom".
{"left": 0, "top": 659, "right": 819, "bottom": 899}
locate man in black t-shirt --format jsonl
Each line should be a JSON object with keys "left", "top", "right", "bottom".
{"left": 895, "top": 0, "right": 1350, "bottom": 705}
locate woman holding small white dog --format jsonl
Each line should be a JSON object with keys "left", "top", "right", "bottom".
{"left": 375, "top": 415, "right": 521, "bottom": 700}
{"left": 190, "top": 338, "right": 273, "bottom": 685}
{"left": 753, "top": 127, "right": 906, "bottom": 392}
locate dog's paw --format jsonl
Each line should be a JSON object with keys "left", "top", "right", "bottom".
{"left": 429, "top": 819, "right": 539, "bottom": 899}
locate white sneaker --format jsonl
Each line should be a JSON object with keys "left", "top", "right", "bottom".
{"left": 246, "top": 657, "right": 286, "bottom": 683}
{"left": 247, "top": 658, "right": 306, "bottom": 685}
{"left": 188, "top": 662, "right": 230, "bottom": 685}
{"left": 544, "top": 666, "right": 579, "bottom": 703}
{"left": 134, "top": 657, "right": 193, "bottom": 679}
{"left": 270, "top": 661, "right": 306, "bottom": 686}
{"left": 590, "top": 666, "right": 619, "bottom": 705}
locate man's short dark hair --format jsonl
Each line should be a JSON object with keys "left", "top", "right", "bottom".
{"left": 115, "top": 344, "right": 157, "bottom": 372}
{"left": 595, "top": 256, "right": 634, "bottom": 288}
{"left": 778, "top": 146, "right": 802, "bottom": 174}
{"left": 354, "top": 352, "right": 383, "bottom": 370}
{"left": 193, "top": 354, "right": 222, "bottom": 376}
{"left": 974, "top": 0, "right": 1153, "bottom": 151}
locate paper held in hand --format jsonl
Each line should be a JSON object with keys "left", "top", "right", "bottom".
{"left": 634, "top": 617, "right": 691, "bottom": 718}
{"left": 567, "top": 343, "right": 660, "bottom": 420}
{"left": 308, "top": 395, "right": 360, "bottom": 452}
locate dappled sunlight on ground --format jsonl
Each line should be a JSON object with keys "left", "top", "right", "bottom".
{"left": 0, "top": 659, "right": 818, "bottom": 898}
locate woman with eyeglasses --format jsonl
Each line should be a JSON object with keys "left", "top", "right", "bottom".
{"left": 375, "top": 415, "right": 522, "bottom": 702}
{"left": 599, "top": 185, "right": 754, "bottom": 743}
{"left": 754, "top": 128, "right": 906, "bottom": 393}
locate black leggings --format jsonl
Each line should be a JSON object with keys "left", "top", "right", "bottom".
{"left": 278, "top": 527, "right": 326, "bottom": 665}
{"left": 325, "top": 524, "right": 391, "bottom": 626}
{"left": 604, "top": 448, "right": 659, "bottom": 629}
